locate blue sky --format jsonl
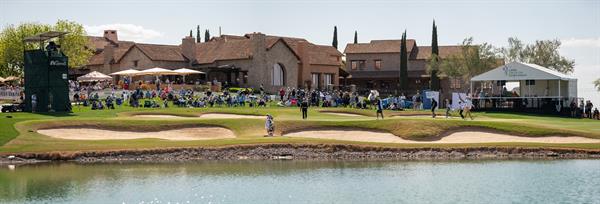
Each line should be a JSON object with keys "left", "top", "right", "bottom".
{"left": 1, "top": 0, "right": 599, "bottom": 103}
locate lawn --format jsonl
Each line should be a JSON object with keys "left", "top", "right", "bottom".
{"left": 0, "top": 104, "right": 599, "bottom": 154}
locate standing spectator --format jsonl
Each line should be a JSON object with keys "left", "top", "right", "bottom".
{"left": 279, "top": 88, "right": 285, "bottom": 101}
{"left": 445, "top": 99, "right": 451, "bottom": 118}
{"left": 585, "top": 100, "right": 593, "bottom": 119}
{"left": 31, "top": 94, "right": 37, "bottom": 112}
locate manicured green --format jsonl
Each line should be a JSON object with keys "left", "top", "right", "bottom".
{"left": 0, "top": 105, "right": 599, "bottom": 154}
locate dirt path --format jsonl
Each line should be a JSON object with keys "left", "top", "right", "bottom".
{"left": 132, "top": 114, "right": 192, "bottom": 119}
{"left": 199, "top": 113, "right": 264, "bottom": 119}
{"left": 284, "top": 130, "right": 600, "bottom": 144}
{"left": 321, "top": 112, "right": 365, "bottom": 117}
{"left": 38, "top": 127, "right": 235, "bottom": 141}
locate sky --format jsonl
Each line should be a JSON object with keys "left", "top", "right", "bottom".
{"left": 1, "top": 0, "right": 599, "bottom": 103}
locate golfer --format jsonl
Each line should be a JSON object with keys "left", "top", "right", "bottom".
{"left": 376, "top": 98, "right": 384, "bottom": 119}
{"left": 300, "top": 98, "right": 309, "bottom": 119}
{"left": 265, "top": 114, "right": 274, "bottom": 137}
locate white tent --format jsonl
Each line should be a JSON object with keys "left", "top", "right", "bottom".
{"left": 109, "top": 69, "right": 141, "bottom": 76}
{"left": 471, "top": 62, "right": 577, "bottom": 99}
{"left": 77, "top": 71, "right": 112, "bottom": 82}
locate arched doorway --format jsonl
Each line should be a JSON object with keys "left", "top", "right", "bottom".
{"left": 272, "top": 63, "right": 285, "bottom": 86}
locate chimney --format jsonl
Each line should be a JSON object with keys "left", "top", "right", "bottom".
{"left": 297, "top": 40, "right": 311, "bottom": 87}
{"left": 103, "top": 44, "right": 114, "bottom": 74}
{"left": 181, "top": 36, "right": 197, "bottom": 63}
{"left": 103, "top": 44, "right": 114, "bottom": 64}
{"left": 247, "top": 32, "right": 267, "bottom": 89}
{"left": 103, "top": 30, "right": 118, "bottom": 42}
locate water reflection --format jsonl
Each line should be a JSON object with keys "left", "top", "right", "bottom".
{"left": 1, "top": 160, "right": 598, "bottom": 203}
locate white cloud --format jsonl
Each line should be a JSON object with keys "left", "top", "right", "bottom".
{"left": 561, "top": 37, "right": 600, "bottom": 48}
{"left": 84, "top": 24, "right": 163, "bottom": 42}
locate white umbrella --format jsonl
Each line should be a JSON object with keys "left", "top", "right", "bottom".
{"left": 137, "top": 67, "right": 178, "bottom": 76}
{"left": 3, "top": 76, "right": 20, "bottom": 82}
{"left": 173, "top": 68, "right": 205, "bottom": 75}
{"left": 0, "top": 77, "right": 5, "bottom": 83}
{"left": 173, "top": 68, "right": 205, "bottom": 83}
{"left": 109, "top": 69, "right": 141, "bottom": 76}
{"left": 77, "top": 71, "right": 112, "bottom": 82}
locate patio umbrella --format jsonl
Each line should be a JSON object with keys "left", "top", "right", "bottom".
{"left": 3, "top": 76, "right": 20, "bottom": 82}
{"left": 173, "top": 68, "right": 205, "bottom": 83}
{"left": 109, "top": 69, "right": 141, "bottom": 76}
{"left": 77, "top": 71, "right": 112, "bottom": 82}
{"left": 0, "top": 77, "right": 5, "bottom": 83}
{"left": 137, "top": 67, "right": 178, "bottom": 76}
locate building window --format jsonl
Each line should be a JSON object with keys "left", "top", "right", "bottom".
{"left": 133, "top": 60, "right": 138, "bottom": 67}
{"left": 374, "top": 60, "right": 382, "bottom": 70}
{"left": 525, "top": 80, "right": 535, "bottom": 86}
{"left": 351, "top": 60, "right": 366, "bottom": 70}
{"left": 324, "top": 74, "right": 333, "bottom": 87}
{"left": 311, "top": 73, "right": 320, "bottom": 89}
{"left": 450, "top": 77, "right": 462, "bottom": 89}
{"left": 272, "top": 63, "right": 285, "bottom": 86}
{"left": 415, "top": 79, "right": 421, "bottom": 84}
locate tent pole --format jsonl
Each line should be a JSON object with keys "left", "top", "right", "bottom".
{"left": 558, "top": 79, "right": 561, "bottom": 107}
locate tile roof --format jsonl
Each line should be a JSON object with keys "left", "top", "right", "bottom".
{"left": 87, "top": 33, "right": 342, "bottom": 67}
{"left": 344, "top": 39, "right": 417, "bottom": 54}
{"left": 136, "top": 43, "right": 187, "bottom": 62}
{"left": 195, "top": 38, "right": 253, "bottom": 64}
{"left": 416, "top": 46, "right": 463, "bottom": 60}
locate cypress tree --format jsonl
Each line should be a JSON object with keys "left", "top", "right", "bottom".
{"left": 353, "top": 30, "right": 358, "bottom": 44}
{"left": 332, "top": 26, "right": 338, "bottom": 49}
{"left": 189, "top": 30, "right": 192, "bottom": 37}
{"left": 196, "top": 25, "right": 201, "bottom": 43}
{"left": 430, "top": 20, "right": 440, "bottom": 91}
{"left": 204, "top": 29, "right": 210, "bottom": 42}
{"left": 400, "top": 30, "right": 408, "bottom": 91}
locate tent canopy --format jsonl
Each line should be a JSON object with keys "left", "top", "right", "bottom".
{"left": 471, "top": 61, "right": 575, "bottom": 81}
{"left": 110, "top": 69, "right": 141, "bottom": 76}
{"left": 77, "top": 71, "right": 112, "bottom": 82}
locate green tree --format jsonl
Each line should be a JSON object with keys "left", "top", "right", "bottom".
{"left": 594, "top": 78, "right": 600, "bottom": 92}
{"left": 439, "top": 37, "right": 500, "bottom": 85}
{"left": 353, "top": 30, "right": 357, "bottom": 44}
{"left": 501, "top": 37, "right": 575, "bottom": 74}
{"left": 0, "top": 20, "right": 92, "bottom": 77}
{"left": 189, "top": 30, "right": 192, "bottom": 37}
{"left": 196, "top": 25, "right": 200, "bottom": 43}
{"left": 204, "top": 29, "right": 210, "bottom": 42}
{"left": 429, "top": 20, "right": 440, "bottom": 91}
{"left": 332, "top": 26, "right": 338, "bottom": 49}
{"left": 399, "top": 30, "right": 408, "bottom": 91}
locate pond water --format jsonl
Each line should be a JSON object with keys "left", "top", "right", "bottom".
{"left": 1, "top": 160, "right": 599, "bottom": 204}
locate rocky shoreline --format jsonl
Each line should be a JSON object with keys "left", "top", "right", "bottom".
{"left": 1, "top": 144, "right": 600, "bottom": 164}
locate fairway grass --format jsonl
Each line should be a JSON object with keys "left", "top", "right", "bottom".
{"left": 1, "top": 105, "right": 599, "bottom": 154}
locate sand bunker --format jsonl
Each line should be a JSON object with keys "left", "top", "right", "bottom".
{"left": 132, "top": 114, "right": 192, "bottom": 119}
{"left": 199, "top": 113, "right": 264, "bottom": 119}
{"left": 284, "top": 130, "right": 600, "bottom": 144}
{"left": 321, "top": 112, "right": 365, "bottom": 117}
{"left": 38, "top": 127, "right": 235, "bottom": 141}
